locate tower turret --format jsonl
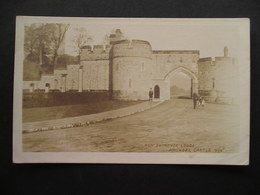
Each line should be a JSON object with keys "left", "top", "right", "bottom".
{"left": 112, "top": 40, "right": 153, "bottom": 100}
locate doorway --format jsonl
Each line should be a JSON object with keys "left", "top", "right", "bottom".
{"left": 154, "top": 85, "right": 160, "bottom": 98}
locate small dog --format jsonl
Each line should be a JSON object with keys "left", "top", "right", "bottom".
{"left": 198, "top": 97, "right": 205, "bottom": 108}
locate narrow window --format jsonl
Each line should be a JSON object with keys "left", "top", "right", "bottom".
{"left": 129, "top": 79, "right": 131, "bottom": 88}
{"left": 212, "top": 77, "right": 215, "bottom": 89}
{"left": 141, "top": 63, "right": 145, "bottom": 72}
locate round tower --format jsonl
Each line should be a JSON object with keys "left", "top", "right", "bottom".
{"left": 198, "top": 47, "right": 238, "bottom": 103}
{"left": 112, "top": 40, "right": 153, "bottom": 100}
{"left": 198, "top": 57, "right": 216, "bottom": 101}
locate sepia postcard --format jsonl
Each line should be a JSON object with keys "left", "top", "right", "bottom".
{"left": 13, "top": 16, "right": 250, "bottom": 164}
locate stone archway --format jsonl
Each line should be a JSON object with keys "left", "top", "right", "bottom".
{"left": 164, "top": 66, "right": 198, "bottom": 98}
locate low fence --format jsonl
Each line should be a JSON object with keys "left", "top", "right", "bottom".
{"left": 23, "top": 90, "right": 112, "bottom": 108}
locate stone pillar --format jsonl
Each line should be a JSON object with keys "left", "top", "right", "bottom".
{"left": 29, "top": 83, "right": 34, "bottom": 93}
{"left": 61, "top": 74, "right": 67, "bottom": 92}
{"left": 190, "top": 79, "right": 193, "bottom": 98}
{"left": 78, "top": 66, "right": 83, "bottom": 92}
{"left": 45, "top": 84, "right": 50, "bottom": 93}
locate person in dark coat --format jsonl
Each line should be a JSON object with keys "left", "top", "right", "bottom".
{"left": 149, "top": 88, "right": 153, "bottom": 102}
{"left": 193, "top": 92, "right": 198, "bottom": 109}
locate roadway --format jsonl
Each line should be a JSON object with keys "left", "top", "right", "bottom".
{"left": 23, "top": 99, "right": 240, "bottom": 153}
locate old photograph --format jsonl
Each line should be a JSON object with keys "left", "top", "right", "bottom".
{"left": 13, "top": 17, "right": 250, "bottom": 164}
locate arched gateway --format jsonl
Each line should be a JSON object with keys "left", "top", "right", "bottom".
{"left": 165, "top": 66, "right": 198, "bottom": 99}
{"left": 151, "top": 66, "right": 198, "bottom": 100}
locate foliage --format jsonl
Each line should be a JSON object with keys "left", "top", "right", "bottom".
{"left": 24, "top": 23, "right": 70, "bottom": 66}
{"left": 56, "top": 54, "right": 79, "bottom": 67}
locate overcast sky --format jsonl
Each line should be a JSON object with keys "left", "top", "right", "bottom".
{"left": 64, "top": 19, "right": 240, "bottom": 58}
{"left": 62, "top": 19, "right": 241, "bottom": 90}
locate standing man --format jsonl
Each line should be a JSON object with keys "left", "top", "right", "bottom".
{"left": 192, "top": 92, "right": 198, "bottom": 109}
{"left": 149, "top": 88, "right": 153, "bottom": 102}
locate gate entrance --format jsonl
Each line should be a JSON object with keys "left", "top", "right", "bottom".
{"left": 164, "top": 66, "right": 198, "bottom": 99}
{"left": 170, "top": 72, "right": 191, "bottom": 99}
{"left": 154, "top": 85, "right": 160, "bottom": 98}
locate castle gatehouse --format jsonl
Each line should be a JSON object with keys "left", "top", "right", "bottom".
{"left": 23, "top": 30, "right": 237, "bottom": 103}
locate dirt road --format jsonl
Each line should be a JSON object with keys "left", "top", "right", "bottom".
{"left": 23, "top": 99, "right": 240, "bottom": 153}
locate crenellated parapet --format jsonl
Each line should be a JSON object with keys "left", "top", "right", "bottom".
{"left": 113, "top": 40, "right": 152, "bottom": 59}
{"left": 80, "top": 45, "right": 112, "bottom": 61}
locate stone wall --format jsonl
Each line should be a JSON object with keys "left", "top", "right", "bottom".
{"left": 152, "top": 79, "right": 170, "bottom": 100}
{"left": 112, "top": 57, "right": 153, "bottom": 100}
{"left": 152, "top": 51, "right": 199, "bottom": 79}
{"left": 23, "top": 75, "right": 56, "bottom": 91}
{"left": 66, "top": 65, "right": 80, "bottom": 90}
{"left": 53, "top": 69, "right": 68, "bottom": 91}
{"left": 81, "top": 60, "right": 110, "bottom": 91}
{"left": 198, "top": 58, "right": 215, "bottom": 90}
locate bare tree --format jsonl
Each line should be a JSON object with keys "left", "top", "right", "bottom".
{"left": 72, "top": 27, "right": 92, "bottom": 61}
{"left": 50, "top": 23, "right": 70, "bottom": 66}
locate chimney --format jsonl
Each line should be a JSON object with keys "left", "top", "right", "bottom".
{"left": 224, "top": 46, "right": 228, "bottom": 57}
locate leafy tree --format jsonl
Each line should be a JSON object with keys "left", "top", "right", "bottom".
{"left": 24, "top": 23, "right": 70, "bottom": 66}
{"left": 24, "top": 24, "right": 53, "bottom": 63}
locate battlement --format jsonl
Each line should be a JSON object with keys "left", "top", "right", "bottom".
{"left": 113, "top": 39, "right": 152, "bottom": 46}
{"left": 113, "top": 39, "right": 152, "bottom": 59}
{"left": 81, "top": 44, "right": 112, "bottom": 51}
{"left": 215, "top": 57, "right": 233, "bottom": 62}
{"left": 198, "top": 56, "right": 234, "bottom": 63}
{"left": 80, "top": 44, "right": 112, "bottom": 61}
{"left": 198, "top": 57, "right": 213, "bottom": 63}
{"left": 153, "top": 50, "right": 199, "bottom": 55}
